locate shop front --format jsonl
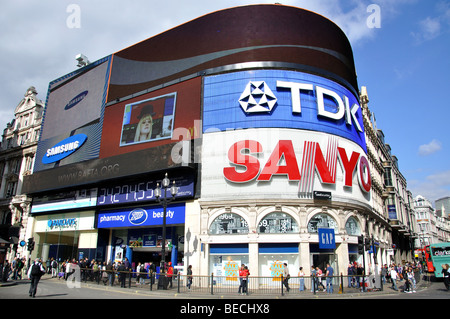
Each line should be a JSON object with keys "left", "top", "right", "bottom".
{"left": 97, "top": 202, "right": 186, "bottom": 268}
{"left": 33, "top": 210, "right": 98, "bottom": 262}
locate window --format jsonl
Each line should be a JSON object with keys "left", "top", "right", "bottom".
{"left": 384, "top": 167, "right": 393, "bottom": 186}
{"left": 345, "top": 217, "right": 361, "bottom": 236}
{"left": 258, "top": 212, "right": 298, "bottom": 234}
{"left": 209, "top": 213, "right": 248, "bottom": 235}
{"left": 307, "top": 213, "right": 338, "bottom": 233}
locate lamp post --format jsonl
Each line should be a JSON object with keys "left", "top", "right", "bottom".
{"left": 154, "top": 173, "right": 177, "bottom": 288}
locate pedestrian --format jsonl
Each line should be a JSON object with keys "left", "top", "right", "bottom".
{"left": 298, "top": 267, "right": 305, "bottom": 291}
{"left": 238, "top": 264, "right": 246, "bottom": 295}
{"left": 51, "top": 258, "right": 58, "bottom": 278}
{"left": 283, "top": 263, "right": 290, "bottom": 292}
{"left": 118, "top": 261, "right": 126, "bottom": 288}
{"left": 167, "top": 262, "right": 174, "bottom": 288}
{"left": 381, "top": 264, "right": 387, "bottom": 285}
{"left": 390, "top": 265, "right": 398, "bottom": 291}
{"left": 310, "top": 266, "right": 317, "bottom": 292}
{"left": 27, "top": 258, "right": 45, "bottom": 298}
{"left": 347, "top": 263, "right": 354, "bottom": 288}
{"left": 441, "top": 264, "right": 450, "bottom": 291}
{"left": 326, "top": 263, "right": 334, "bottom": 294}
{"left": 105, "top": 260, "right": 114, "bottom": 286}
{"left": 242, "top": 266, "right": 250, "bottom": 294}
{"left": 186, "top": 265, "right": 193, "bottom": 290}
{"left": 137, "top": 262, "right": 145, "bottom": 285}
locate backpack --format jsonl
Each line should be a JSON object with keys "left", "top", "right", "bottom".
{"left": 31, "top": 263, "right": 42, "bottom": 276}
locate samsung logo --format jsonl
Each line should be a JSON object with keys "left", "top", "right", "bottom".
{"left": 65, "top": 90, "right": 88, "bottom": 110}
{"left": 42, "top": 134, "right": 87, "bottom": 164}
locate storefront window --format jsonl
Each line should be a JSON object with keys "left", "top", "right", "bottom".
{"left": 307, "top": 213, "right": 338, "bottom": 233}
{"left": 345, "top": 217, "right": 361, "bottom": 236}
{"left": 209, "top": 213, "right": 248, "bottom": 235}
{"left": 258, "top": 212, "right": 299, "bottom": 233}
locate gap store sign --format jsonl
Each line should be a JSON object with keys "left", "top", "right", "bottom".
{"left": 97, "top": 203, "right": 185, "bottom": 228}
{"left": 203, "top": 70, "right": 366, "bottom": 152}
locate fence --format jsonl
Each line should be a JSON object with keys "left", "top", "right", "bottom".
{"left": 70, "top": 268, "right": 392, "bottom": 296}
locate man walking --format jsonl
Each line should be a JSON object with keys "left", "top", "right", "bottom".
{"left": 326, "top": 263, "right": 334, "bottom": 294}
{"left": 27, "top": 258, "right": 45, "bottom": 298}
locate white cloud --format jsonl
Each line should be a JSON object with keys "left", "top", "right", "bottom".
{"left": 418, "top": 139, "right": 442, "bottom": 156}
{"left": 409, "top": 170, "right": 450, "bottom": 204}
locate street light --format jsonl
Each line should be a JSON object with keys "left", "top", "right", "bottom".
{"left": 154, "top": 173, "right": 177, "bottom": 289}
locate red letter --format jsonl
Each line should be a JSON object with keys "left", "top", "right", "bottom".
{"left": 314, "top": 144, "right": 335, "bottom": 184}
{"left": 338, "top": 147, "right": 360, "bottom": 187}
{"left": 358, "top": 155, "right": 371, "bottom": 193}
{"left": 257, "top": 140, "right": 300, "bottom": 181}
{"left": 223, "top": 140, "right": 262, "bottom": 183}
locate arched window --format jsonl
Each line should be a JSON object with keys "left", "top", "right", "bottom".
{"left": 307, "top": 213, "right": 338, "bottom": 233}
{"left": 258, "top": 212, "right": 299, "bottom": 234}
{"left": 209, "top": 213, "right": 248, "bottom": 235}
{"left": 345, "top": 216, "right": 361, "bottom": 236}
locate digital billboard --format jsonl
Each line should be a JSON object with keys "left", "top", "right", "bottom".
{"left": 100, "top": 77, "right": 201, "bottom": 159}
{"left": 34, "top": 56, "right": 112, "bottom": 172}
{"left": 203, "top": 70, "right": 366, "bottom": 152}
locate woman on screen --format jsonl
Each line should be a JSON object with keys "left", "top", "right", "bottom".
{"left": 134, "top": 104, "right": 155, "bottom": 142}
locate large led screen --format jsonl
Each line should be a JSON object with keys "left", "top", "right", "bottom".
{"left": 203, "top": 70, "right": 366, "bottom": 152}
{"left": 34, "top": 56, "right": 112, "bottom": 172}
{"left": 100, "top": 76, "right": 201, "bottom": 159}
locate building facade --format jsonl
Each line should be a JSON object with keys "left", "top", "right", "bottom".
{"left": 0, "top": 86, "right": 44, "bottom": 263}
{"left": 20, "top": 5, "right": 419, "bottom": 280}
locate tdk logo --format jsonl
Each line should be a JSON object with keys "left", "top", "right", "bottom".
{"left": 239, "top": 81, "right": 277, "bottom": 113}
{"left": 238, "top": 80, "right": 362, "bottom": 132}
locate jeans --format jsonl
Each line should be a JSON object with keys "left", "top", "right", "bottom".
{"left": 326, "top": 277, "right": 333, "bottom": 293}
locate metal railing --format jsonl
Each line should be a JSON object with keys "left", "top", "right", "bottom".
{"left": 66, "top": 269, "right": 394, "bottom": 296}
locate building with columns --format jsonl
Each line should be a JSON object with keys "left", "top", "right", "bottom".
{"left": 0, "top": 86, "right": 44, "bottom": 262}
{"left": 360, "top": 86, "right": 418, "bottom": 265}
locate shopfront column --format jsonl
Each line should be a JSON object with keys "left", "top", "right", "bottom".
{"left": 299, "top": 241, "right": 310, "bottom": 275}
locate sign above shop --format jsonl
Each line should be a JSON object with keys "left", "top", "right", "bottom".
{"left": 318, "top": 228, "right": 335, "bottom": 249}
{"left": 97, "top": 202, "right": 185, "bottom": 228}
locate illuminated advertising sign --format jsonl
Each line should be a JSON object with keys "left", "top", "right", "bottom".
{"left": 42, "top": 134, "right": 87, "bottom": 164}
{"left": 97, "top": 202, "right": 185, "bottom": 228}
{"left": 120, "top": 93, "right": 176, "bottom": 146}
{"left": 203, "top": 70, "right": 365, "bottom": 152}
{"left": 97, "top": 174, "right": 194, "bottom": 206}
{"left": 201, "top": 129, "right": 371, "bottom": 205}
{"left": 100, "top": 77, "right": 201, "bottom": 159}
{"left": 34, "top": 56, "right": 112, "bottom": 172}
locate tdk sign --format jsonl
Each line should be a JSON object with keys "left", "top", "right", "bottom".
{"left": 42, "top": 134, "right": 87, "bottom": 164}
{"left": 203, "top": 70, "right": 366, "bottom": 151}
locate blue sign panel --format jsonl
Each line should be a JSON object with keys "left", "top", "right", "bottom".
{"left": 42, "top": 134, "right": 87, "bottom": 164}
{"left": 203, "top": 70, "right": 366, "bottom": 152}
{"left": 318, "top": 228, "right": 336, "bottom": 249}
{"left": 97, "top": 202, "right": 185, "bottom": 228}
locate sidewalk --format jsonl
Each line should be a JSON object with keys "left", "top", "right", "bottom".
{"left": 43, "top": 275, "right": 429, "bottom": 299}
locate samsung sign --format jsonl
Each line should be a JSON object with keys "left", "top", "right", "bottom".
{"left": 42, "top": 134, "right": 87, "bottom": 164}
{"left": 203, "top": 70, "right": 366, "bottom": 152}
{"left": 97, "top": 203, "right": 185, "bottom": 228}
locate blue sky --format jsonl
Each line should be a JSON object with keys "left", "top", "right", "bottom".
{"left": 0, "top": 0, "right": 449, "bottom": 204}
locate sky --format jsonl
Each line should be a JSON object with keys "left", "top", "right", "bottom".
{"left": 0, "top": 0, "right": 449, "bottom": 205}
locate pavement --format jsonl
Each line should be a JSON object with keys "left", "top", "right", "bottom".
{"left": 1, "top": 274, "right": 431, "bottom": 299}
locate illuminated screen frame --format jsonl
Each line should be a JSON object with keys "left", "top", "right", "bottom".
{"left": 120, "top": 92, "right": 176, "bottom": 146}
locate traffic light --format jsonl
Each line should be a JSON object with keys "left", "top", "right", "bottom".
{"left": 364, "top": 237, "right": 371, "bottom": 251}
{"left": 358, "top": 235, "right": 364, "bottom": 254}
{"left": 27, "top": 237, "right": 35, "bottom": 251}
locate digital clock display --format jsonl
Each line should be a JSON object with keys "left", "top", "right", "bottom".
{"left": 97, "top": 175, "right": 194, "bottom": 206}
